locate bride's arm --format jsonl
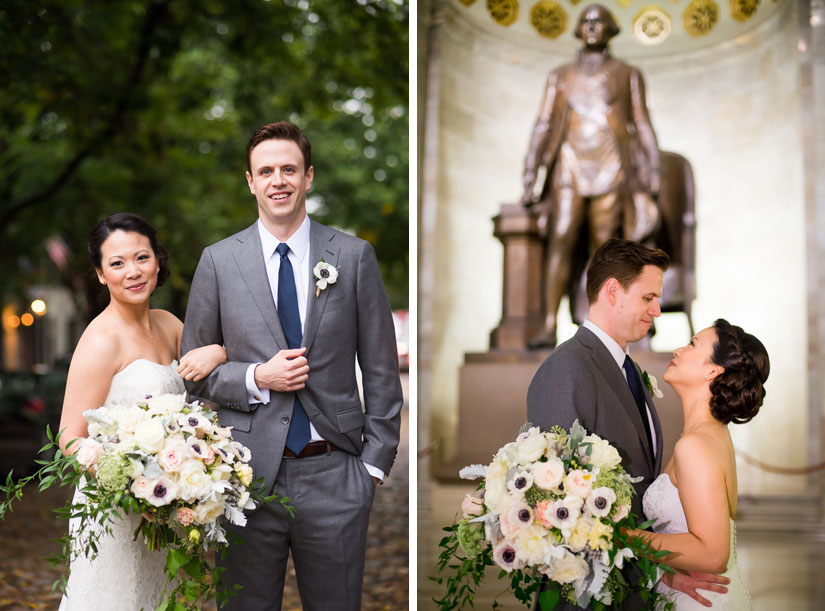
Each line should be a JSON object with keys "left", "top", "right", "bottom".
{"left": 177, "top": 344, "right": 228, "bottom": 381}
{"left": 633, "top": 433, "right": 731, "bottom": 573}
{"left": 58, "top": 329, "right": 120, "bottom": 454}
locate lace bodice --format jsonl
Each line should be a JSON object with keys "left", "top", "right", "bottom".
{"left": 60, "top": 359, "right": 184, "bottom": 611}
{"left": 643, "top": 473, "right": 751, "bottom": 610}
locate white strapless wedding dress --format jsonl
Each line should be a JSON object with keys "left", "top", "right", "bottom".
{"left": 642, "top": 473, "right": 751, "bottom": 610}
{"left": 59, "top": 359, "right": 184, "bottom": 611}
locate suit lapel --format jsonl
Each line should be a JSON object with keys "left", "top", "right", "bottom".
{"left": 577, "top": 328, "right": 655, "bottom": 469}
{"left": 231, "top": 223, "right": 289, "bottom": 350}
{"left": 302, "top": 221, "right": 339, "bottom": 353}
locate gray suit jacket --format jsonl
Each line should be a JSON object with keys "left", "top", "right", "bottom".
{"left": 527, "top": 326, "right": 663, "bottom": 610}
{"left": 181, "top": 220, "right": 402, "bottom": 491}
{"left": 526, "top": 326, "right": 663, "bottom": 520}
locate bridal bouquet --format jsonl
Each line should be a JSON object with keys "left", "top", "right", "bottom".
{"left": 1, "top": 393, "right": 290, "bottom": 610}
{"left": 432, "top": 421, "right": 673, "bottom": 610}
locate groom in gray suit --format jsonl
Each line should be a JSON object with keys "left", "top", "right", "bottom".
{"left": 527, "top": 238, "right": 729, "bottom": 608}
{"left": 181, "top": 121, "right": 402, "bottom": 610}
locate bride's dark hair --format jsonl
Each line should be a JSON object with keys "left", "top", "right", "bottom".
{"left": 708, "top": 318, "right": 770, "bottom": 425}
{"left": 88, "top": 212, "right": 170, "bottom": 287}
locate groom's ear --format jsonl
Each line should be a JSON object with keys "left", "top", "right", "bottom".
{"left": 246, "top": 171, "right": 254, "bottom": 193}
{"left": 604, "top": 278, "right": 620, "bottom": 305}
{"left": 305, "top": 165, "right": 314, "bottom": 191}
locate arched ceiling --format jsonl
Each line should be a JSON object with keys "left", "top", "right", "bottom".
{"left": 450, "top": 0, "right": 789, "bottom": 58}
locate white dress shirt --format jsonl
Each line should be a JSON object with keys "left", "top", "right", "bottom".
{"left": 582, "top": 319, "right": 657, "bottom": 456}
{"left": 244, "top": 215, "right": 384, "bottom": 480}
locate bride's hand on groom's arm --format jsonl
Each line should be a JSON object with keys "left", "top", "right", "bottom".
{"left": 178, "top": 344, "right": 228, "bottom": 381}
{"left": 664, "top": 569, "right": 730, "bottom": 607}
{"left": 254, "top": 348, "right": 310, "bottom": 392}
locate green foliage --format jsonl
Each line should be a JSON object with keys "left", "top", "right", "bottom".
{"left": 0, "top": 425, "right": 293, "bottom": 610}
{"left": 0, "top": 0, "right": 409, "bottom": 317}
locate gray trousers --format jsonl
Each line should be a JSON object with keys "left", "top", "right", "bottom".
{"left": 218, "top": 450, "right": 376, "bottom": 611}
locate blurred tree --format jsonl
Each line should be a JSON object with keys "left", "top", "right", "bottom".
{"left": 0, "top": 0, "right": 409, "bottom": 326}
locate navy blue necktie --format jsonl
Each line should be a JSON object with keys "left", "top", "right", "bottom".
{"left": 623, "top": 355, "right": 653, "bottom": 453}
{"left": 276, "top": 243, "right": 311, "bottom": 454}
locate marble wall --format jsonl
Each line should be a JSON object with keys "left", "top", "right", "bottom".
{"left": 420, "top": 0, "right": 817, "bottom": 496}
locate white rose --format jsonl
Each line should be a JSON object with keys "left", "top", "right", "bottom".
{"left": 192, "top": 498, "right": 225, "bottom": 525}
{"left": 515, "top": 428, "right": 547, "bottom": 463}
{"left": 544, "top": 548, "right": 589, "bottom": 584}
{"left": 177, "top": 461, "right": 213, "bottom": 502}
{"left": 134, "top": 419, "right": 165, "bottom": 454}
{"left": 146, "top": 394, "right": 186, "bottom": 416}
{"left": 75, "top": 438, "right": 104, "bottom": 468}
{"left": 116, "top": 407, "right": 145, "bottom": 434}
{"left": 564, "top": 469, "right": 594, "bottom": 498}
{"left": 532, "top": 457, "right": 565, "bottom": 490}
{"left": 512, "top": 524, "right": 550, "bottom": 566}
{"left": 483, "top": 477, "right": 509, "bottom": 514}
{"left": 582, "top": 435, "right": 622, "bottom": 470}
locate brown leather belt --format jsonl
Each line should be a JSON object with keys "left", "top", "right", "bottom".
{"left": 283, "top": 441, "right": 341, "bottom": 459}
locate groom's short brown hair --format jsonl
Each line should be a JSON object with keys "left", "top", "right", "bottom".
{"left": 586, "top": 239, "right": 670, "bottom": 304}
{"left": 246, "top": 121, "right": 312, "bottom": 173}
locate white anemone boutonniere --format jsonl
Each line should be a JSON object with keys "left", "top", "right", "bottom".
{"left": 312, "top": 258, "right": 339, "bottom": 297}
{"left": 642, "top": 371, "right": 664, "bottom": 398}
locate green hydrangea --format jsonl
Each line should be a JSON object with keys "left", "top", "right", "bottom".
{"left": 96, "top": 454, "right": 131, "bottom": 493}
{"left": 456, "top": 520, "right": 486, "bottom": 559}
{"left": 593, "top": 465, "right": 634, "bottom": 507}
{"left": 524, "top": 484, "right": 553, "bottom": 507}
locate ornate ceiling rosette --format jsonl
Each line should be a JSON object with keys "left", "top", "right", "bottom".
{"left": 683, "top": 0, "right": 720, "bottom": 36}
{"left": 633, "top": 6, "right": 673, "bottom": 44}
{"left": 452, "top": 0, "right": 785, "bottom": 55}
{"left": 730, "top": 0, "right": 760, "bottom": 21}
{"left": 530, "top": 0, "right": 569, "bottom": 39}
{"left": 487, "top": 0, "right": 520, "bottom": 25}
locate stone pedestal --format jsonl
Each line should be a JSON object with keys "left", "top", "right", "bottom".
{"left": 489, "top": 204, "right": 545, "bottom": 349}
{"left": 433, "top": 348, "right": 684, "bottom": 481}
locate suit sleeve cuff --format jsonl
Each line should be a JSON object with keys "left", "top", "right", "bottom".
{"left": 362, "top": 461, "right": 385, "bottom": 482}
{"left": 246, "top": 364, "right": 268, "bottom": 404}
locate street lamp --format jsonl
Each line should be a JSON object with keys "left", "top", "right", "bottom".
{"left": 31, "top": 299, "right": 47, "bottom": 316}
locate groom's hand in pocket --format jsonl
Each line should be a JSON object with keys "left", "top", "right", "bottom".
{"left": 664, "top": 569, "right": 730, "bottom": 607}
{"left": 254, "top": 347, "right": 309, "bottom": 392}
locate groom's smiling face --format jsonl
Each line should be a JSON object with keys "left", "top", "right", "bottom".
{"left": 246, "top": 138, "right": 314, "bottom": 238}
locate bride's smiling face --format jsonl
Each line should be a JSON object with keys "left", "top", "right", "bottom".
{"left": 95, "top": 230, "right": 160, "bottom": 305}
{"left": 663, "top": 326, "right": 721, "bottom": 387}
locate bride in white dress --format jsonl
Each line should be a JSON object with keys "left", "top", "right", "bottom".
{"left": 57, "top": 213, "right": 227, "bottom": 611}
{"left": 634, "top": 319, "right": 769, "bottom": 609}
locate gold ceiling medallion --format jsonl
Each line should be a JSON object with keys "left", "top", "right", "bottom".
{"left": 457, "top": 0, "right": 477, "bottom": 6}
{"left": 730, "top": 0, "right": 759, "bottom": 21}
{"left": 487, "top": 0, "right": 520, "bottom": 26}
{"left": 616, "top": 0, "right": 633, "bottom": 7}
{"left": 683, "top": 0, "right": 719, "bottom": 36}
{"left": 568, "top": 0, "right": 583, "bottom": 5}
{"left": 530, "top": 1, "right": 568, "bottom": 38}
{"left": 633, "top": 6, "right": 672, "bottom": 45}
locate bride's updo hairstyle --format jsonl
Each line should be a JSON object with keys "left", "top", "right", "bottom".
{"left": 708, "top": 318, "right": 770, "bottom": 425}
{"left": 88, "top": 212, "right": 170, "bottom": 287}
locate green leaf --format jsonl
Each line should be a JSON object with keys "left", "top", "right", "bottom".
{"left": 165, "top": 548, "right": 190, "bottom": 577}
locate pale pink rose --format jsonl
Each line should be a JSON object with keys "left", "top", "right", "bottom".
{"left": 157, "top": 441, "right": 188, "bottom": 472}
{"left": 564, "top": 469, "right": 594, "bottom": 498}
{"left": 499, "top": 508, "right": 521, "bottom": 539}
{"left": 532, "top": 457, "right": 565, "bottom": 490}
{"left": 202, "top": 444, "right": 216, "bottom": 464}
{"left": 76, "top": 438, "right": 104, "bottom": 468}
{"left": 131, "top": 475, "right": 156, "bottom": 500}
{"left": 535, "top": 500, "right": 553, "bottom": 528}
{"left": 461, "top": 494, "right": 484, "bottom": 519}
{"left": 176, "top": 507, "right": 195, "bottom": 527}
{"left": 613, "top": 503, "right": 630, "bottom": 523}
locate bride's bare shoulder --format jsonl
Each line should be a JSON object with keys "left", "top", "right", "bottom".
{"left": 72, "top": 312, "right": 122, "bottom": 368}
{"left": 672, "top": 428, "right": 729, "bottom": 476}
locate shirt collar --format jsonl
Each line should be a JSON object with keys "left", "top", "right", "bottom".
{"left": 257, "top": 215, "right": 311, "bottom": 262}
{"left": 583, "top": 318, "right": 628, "bottom": 370}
